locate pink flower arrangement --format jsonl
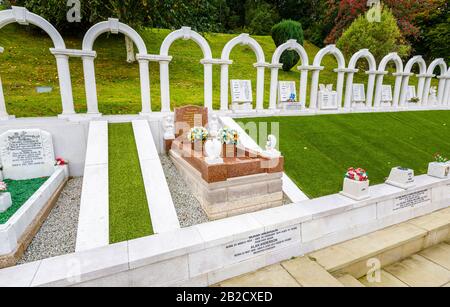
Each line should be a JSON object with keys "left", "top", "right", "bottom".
{"left": 345, "top": 167, "right": 369, "bottom": 182}
{"left": 55, "top": 157, "right": 68, "bottom": 166}
{"left": 0, "top": 181, "right": 7, "bottom": 192}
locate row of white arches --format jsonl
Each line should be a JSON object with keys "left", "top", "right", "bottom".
{"left": 0, "top": 7, "right": 449, "bottom": 119}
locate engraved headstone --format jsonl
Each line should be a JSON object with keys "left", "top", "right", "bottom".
{"left": 428, "top": 86, "right": 438, "bottom": 105}
{"left": 381, "top": 85, "right": 393, "bottom": 103}
{"left": 174, "top": 105, "right": 208, "bottom": 138}
{"left": 230, "top": 80, "right": 253, "bottom": 103}
{"left": 318, "top": 84, "right": 338, "bottom": 110}
{"left": 352, "top": 83, "right": 366, "bottom": 102}
{"left": 278, "top": 81, "right": 297, "bottom": 103}
{"left": 406, "top": 85, "right": 417, "bottom": 102}
{"left": 0, "top": 129, "right": 55, "bottom": 180}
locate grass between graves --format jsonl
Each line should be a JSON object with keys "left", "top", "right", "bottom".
{"left": 0, "top": 23, "right": 438, "bottom": 117}
{"left": 238, "top": 111, "right": 450, "bottom": 199}
{"left": 108, "top": 123, "right": 153, "bottom": 244}
{"left": 0, "top": 177, "right": 48, "bottom": 224}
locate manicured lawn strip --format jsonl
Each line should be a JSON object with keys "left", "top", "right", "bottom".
{"left": 238, "top": 111, "right": 450, "bottom": 198}
{"left": 0, "top": 24, "right": 439, "bottom": 117}
{"left": 0, "top": 177, "right": 48, "bottom": 224}
{"left": 108, "top": 123, "right": 153, "bottom": 244}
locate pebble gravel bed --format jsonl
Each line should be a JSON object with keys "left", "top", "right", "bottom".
{"left": 160, "top": 154, "right": 292, "bottom": 228}
{"left": 18, "top": 177, "right": 82, "bottom": 265}
{"left": 160, "top": 154, "right": 209, "bottom": 227}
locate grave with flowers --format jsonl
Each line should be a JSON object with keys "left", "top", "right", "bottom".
{"left": 0, "top": 129, "right": 68, "bottom": 267}
{"left": 166, "top": 106, "right": 285, "bottom": 220}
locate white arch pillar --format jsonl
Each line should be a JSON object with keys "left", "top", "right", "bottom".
{"left": 309, "top": 66, "right": 325, "bottom": 110}
{"left": 437, "top": 75, "right": 450, "bottom": 105}
{"left": 219, "top": 60, "right": 233, "bottom": 111}
{"left": 254, "top": 63, "right": 266, "bottom": 111}
{"left": 50, "top": 50, "right": 75, "bottom": 115}
{"left": 0, "top": 46, "right": 9, "bottom": 119}
{"left": 392, "top": 73, "right": 406, "bottom": 108}
{"left": 201, "top": 60, "right": 214, "bottom": 111}
{"left": 398, "top": 72, "right": 415, "bottom": 107}
{"left": 268, "top": 64, "right": 283, "bottom": 110}
{"left": 81, "top": 53, "right": 100, "bottom": 115}
{"left": 343, "top": 68, "right": 359, "bottom": 109}
{"left": 136, "top": 57, "right": 151, "bottom": 115}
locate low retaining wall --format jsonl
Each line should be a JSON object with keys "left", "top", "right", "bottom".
{"left": 0, "top": 173, "right": 448, "bottom": 287}
{"left": 0, "top": 166, "right": 69, "bottom": 267}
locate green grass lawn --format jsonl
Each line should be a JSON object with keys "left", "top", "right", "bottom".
{"left": 238, "top": 111, "right": 450, "bottom": 199}
{"left": 108, "top": 123, "right": 153, "bottom": 243}
{"left": 0, "top": 24, "right": 438, "bottom": 117}
{"left": 0, "top": 177, "right": 48, "bottom": 224}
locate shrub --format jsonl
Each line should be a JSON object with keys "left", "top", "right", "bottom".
{"left": 336, "top": 7, "right": 411, "bottom": 62}
{"left": 246, "top": 1, "right": 279, "bottom": 35}
{"left": 271, "top": 20, "right": 304, "bottom": 71}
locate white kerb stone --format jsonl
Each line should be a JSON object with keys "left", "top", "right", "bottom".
{"left": 0, "top": 129, "right": 55, "bottom": 180}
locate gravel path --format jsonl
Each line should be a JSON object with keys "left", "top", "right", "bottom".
{"left": 160, "top": 155, "right": 209, "bottom": 227}
{"left": 18, "top": 177, "right": 82, "bottom": 265}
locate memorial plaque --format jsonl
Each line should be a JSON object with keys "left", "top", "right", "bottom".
{"left": 381, "top": 85, "right": 393, "bottom": 102}
{"left": 226, "top": 225, "right": 300, "bottom": 260}
{"left": 352, "top": 83, "right": 366, "bottom": 102}
{"left": 406, "top": 85, "right": 417, "bottom": 102}
{"left": 230, "top": 80, "right": 253, "bottom": 103}
{"left": 393, "top": 189, "right": 431, "bottom": 212}
{"left": 278, "top": 81, "right": 297, "bottom": 103}
{"left": 174, "top": 105, "right": 208, "bottom": 138}
{"left": 0, "top": 129, "right": 55, "bottom": 180}
{"left": 318, "top": 91, "right": 338, "bottom": 110}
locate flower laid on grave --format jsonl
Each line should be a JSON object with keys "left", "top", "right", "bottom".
{"left": 187, "top": 127, "right": 209, "bottom": 143}
{"left": 288, "top": 93, "right": 296, "bottom": 102}
{"left": 217, "top": 127, "right": 239, "bottom": 145}
{"left": 345, "top": 167, "right": 368, "bottom": 182}
{"left": 55, "top": 157, "right": 68, "bottom": 166}
{"left": 0, "top": 181, "right": 7, "bottom": 193}
{"left": 434, "top": 153, "right": 448, "bottom": 163}
{"left": 410, "top": 97, "right": 420, "bottom": 103}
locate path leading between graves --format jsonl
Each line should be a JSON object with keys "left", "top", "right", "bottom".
{"left": 216, "top": 207, "right": 450, "bottom": 287}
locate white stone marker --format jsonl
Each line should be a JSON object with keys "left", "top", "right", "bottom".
{"left": 386, "top": 167, "right": 415, "bottom": 189}
{"left": 381, "top": 85, "right": 393, "bottom": 106}
{"left": 278, "top": 81, "right": 301, "bottom": 110}
{"left": 428, "top": 86, "right": 438, "bottom": 105}
{"left": 0, "top": 129, "right": 55, "bottom": 180}
{"left": 230, "top": 80, "right": 253, "bottom": 111}
{"left": 427, "top": 162, "right": 450, "bottom": 179}
{"left": 318, "top": 84, "right": 338, "bottom": 110}
{"left": 352, "top": 83, "right": 366, "bottom": 106}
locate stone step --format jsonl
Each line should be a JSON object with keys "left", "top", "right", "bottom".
{"left": 336, "top": 274, "right": 365, "bottom": 287}
{"left": 384, "top": 255, "right": 450, "bottom": 287}
{"left": 215, "top": 264, "right": 301, "bottom": 287}
{"left": 419, "top": 243, "right": 450, "bottom": 270}
{"left": 359, "top": 270, "right": 408, "bottom": 287}
{"left": 281, "top": 257, "right": 344, "bottom": 287}
{"left": 308, "top": 207, "right": 450, "bottom": 278}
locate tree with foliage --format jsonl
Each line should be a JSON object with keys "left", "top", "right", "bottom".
{"left": 336, "top": 7, "right": 411, "bottom": 62}
{"left": 245, "top": 0, "right": 279, "bottom": 35}
{"left": 271, "top": 20, "right": 304, "bottom": 71}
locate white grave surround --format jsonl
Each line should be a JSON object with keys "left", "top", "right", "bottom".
{"left": 351, "top": 83, "right": 366, "bottom": 108}
{"left": 1, "top": 173, "right": 448, "bottom": 287}
{"left": 278, "top": 81, "right": 302, "bottom": 110}
{"left": 318, "top": 85, "right": 339, "bottom": 110}
{"left": 0, "top": 129, "right": 55, "bottom": 180}
{"left": 380, "top": 85, "right": 393, "bottom": 107}
{"left": 230, "top": 80, "right": 253, "bottom": 111}
{"left": 0, "top": 165, "right": 69, "bottom": 256}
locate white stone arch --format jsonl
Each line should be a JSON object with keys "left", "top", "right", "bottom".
{"left": 220, "top": 34, "right": 266, "bottom": 111}
{"left": 399, "top": 56, "right": 427, "bottom": 106}
{"left": 0, "top": 6, "right": 74, "bottom": 117}
{"left": 373, "top": 53, "right": 404, "bottom": 108}
{"left": 159, "top": 27, "right": 213, "bottom": 112}
{"left": 422, "top": 58, "right": 448, "bottom": 106}
{"left": 310, "top": 45, "right": 346, "bottom": 110}
{"left": 343, "top": 49, "right": 377, "bottom": 109}
{"left": 269, "top": 39, "right": 309, "bottom": 109}
{"left": 81, "top": 18, "right": 152, "bottom": 116}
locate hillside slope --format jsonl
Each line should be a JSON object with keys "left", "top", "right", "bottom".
{"left": 0, "top": 25, "right": 430, "bottom": 117}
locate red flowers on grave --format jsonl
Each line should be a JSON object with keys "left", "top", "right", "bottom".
{"left": 345, "top": 167, "right": 368, "bottom": 182}
{"left": 55, "top": 157, "right": 68, "bottom": 166}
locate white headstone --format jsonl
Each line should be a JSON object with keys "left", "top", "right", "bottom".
{"left": 381, "top": 85, "right": 393, "bottom": 103}
{"left": 352, "top": 83, "right": 366, "bottom": 102}
{"left": 406, "top": 86, "right": 417, "bottom": 102}
{"left": 0, "top": 129, "right": 55, "bottom": 180}
{"left": 318, "top": 84, "right": 338, "bottom": 110}
{"left": 278, "top": 81, "right": 297, "bottom": 103}
{"left": 429, "top": 86, "right": 438, "bottom": 105}
{"left": 230, "top": 80, "right": 253, "bottom": 103}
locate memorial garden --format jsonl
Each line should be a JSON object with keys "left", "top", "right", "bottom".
{"left": 0, "top": 3, "right": 448, "bottom": 287}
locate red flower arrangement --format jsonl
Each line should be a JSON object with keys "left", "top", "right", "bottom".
{"left": 55, "top": 157, "right": 68, "bottom": 166}
{"left": 345, "top": 167, "right": 368, "bottom": 182}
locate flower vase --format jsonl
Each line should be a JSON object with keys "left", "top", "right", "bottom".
{"left": 341, "top": 178, "right": 370, "bottom": 201}
{"left": 0, "top": 192, "right": 12, "bottom": 213}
